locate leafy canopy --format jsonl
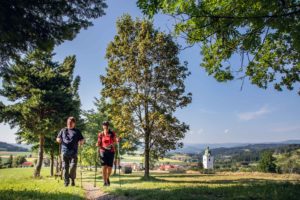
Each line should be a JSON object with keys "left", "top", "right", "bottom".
{"left": 0, "top": 0, "right": 107, "bottom": 67}
{"left": 137, "top": 0, "right": 300, "bottom": 94}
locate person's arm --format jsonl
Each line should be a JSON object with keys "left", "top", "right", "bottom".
{"left": 96, "top": 133, "right": 101, "bottom": 147}
{"left": 79, "top": 139, "right": 84, "bottom": 145}
{"left": 56, "top": 130, "right": 62, "bottom": 143}
{"left": 78, "top": 130, "right": 84, "bottom": 146}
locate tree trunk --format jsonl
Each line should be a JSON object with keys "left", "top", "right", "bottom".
{"left": 34, "top": 134, "right": 45, "bottom": 177}
{"left": 50, "top": 148, "right": 54, "bottom": 176}
{"left": 144, "top": 131, "right": 150, "bottom": 179}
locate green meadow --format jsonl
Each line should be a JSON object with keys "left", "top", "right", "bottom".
{"left": 93, "top": 170, "right": 300, "bottom": 200}
{"left": 0, "top": 168, "right": 84, "bottom": 200}
{"left": 1, "top": 167, "right": 300, "bottom": 200}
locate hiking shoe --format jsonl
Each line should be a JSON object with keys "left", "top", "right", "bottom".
{"left": 107, "top": 178, "right": 110, "bottom": 186}
{"left": 103, "top": 182, "right": 108, "bottom": 187}
{"left": 64, "top": 182, "right": 69, "bottom": 187}
{"left": 71, "top": 179, "right": 75, "bottom": 186}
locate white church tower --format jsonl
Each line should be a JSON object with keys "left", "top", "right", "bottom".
{"left": 203, "top": 146, "right": 214, "bottom": 169}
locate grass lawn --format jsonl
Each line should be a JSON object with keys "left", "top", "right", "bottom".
{"left": 0, "top": 168, "right": 85, "bottom": 200}
{"left": 1, "top": 167, "right": 300, "bottom": 200}
{"left": 95, "top": 171, "right": 300, "bottom": 200}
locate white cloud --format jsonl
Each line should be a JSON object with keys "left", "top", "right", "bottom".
{"left": 224, "top": 129, "right": 229, "bottom": 134}
{"left": 237, "top": 106, "right": 270, "bottom": 121}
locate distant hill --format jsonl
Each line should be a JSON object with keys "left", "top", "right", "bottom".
{"left": 0, "top": 141, "right": 28, "bottom": 152}
{"left": 281, "top": 140, "right": 300, "bottom": 144}
{"left": 176, "top": 140, "right": 300, "bottom": 153}
{"left": 9, "top": 143, "right": 32, "bottom": 150}
{"left": 208, "top": 143, "right": 300, "bottom": 157}
{"left": 175, "top": 143, "right": 250, "bottom": 153}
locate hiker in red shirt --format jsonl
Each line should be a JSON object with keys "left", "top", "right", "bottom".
{"left": 96, "top": 121, "right": 118, "bottom": 186}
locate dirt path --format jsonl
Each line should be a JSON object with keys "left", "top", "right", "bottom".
{"left": 82, "top": 182, "right": 128, "bottom": 200}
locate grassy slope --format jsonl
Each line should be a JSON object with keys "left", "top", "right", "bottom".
{"left": 1, "top": 167, "right": 300, "bottom": 200}
{"left": 0, "top": 168, "right": 85, "bottom": 200}
{"left": 96, "top": 171, "right": 300, "bottom": 200}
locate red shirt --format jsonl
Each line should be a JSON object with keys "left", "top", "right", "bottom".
{"left": 97, "top": 131, "right": 116, "bottom": 152}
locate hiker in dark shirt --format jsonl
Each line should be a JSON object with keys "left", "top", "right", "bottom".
{"left": 57, "top": 116, "right": 84, "bottom": 186}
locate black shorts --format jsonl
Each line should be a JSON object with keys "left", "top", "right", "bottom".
{"left": 99, "top": 150, "right": 115, "bottom": 167}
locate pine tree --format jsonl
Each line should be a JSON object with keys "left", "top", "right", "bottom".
{"left": 0, "top": 49, "right": 81, "bottom": 177}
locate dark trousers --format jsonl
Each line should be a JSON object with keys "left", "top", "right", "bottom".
{"left": 62, "top": 153, "right": 78, "bottom": 183}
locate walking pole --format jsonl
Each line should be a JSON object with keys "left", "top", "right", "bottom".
{"left": 94, "top": 148, "right": 98, "bottom": 187}
{"left": 80, "top": 147, "right": 83, "bottom": 188}
{"left": 59, "top": 144, "right": 62, "bottom": 181}
{"left": 117, "top": 142, "right": 121, "bottom": 187}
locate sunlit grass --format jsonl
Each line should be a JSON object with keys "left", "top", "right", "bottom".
{"left": 91, "top": 171, "right": 300, "bottom": 200}
{"left": 1, "top": 167, "right": 300, "bottom": 200}
{"left": 0, "top": 168, "right": 85, "bottom": 200}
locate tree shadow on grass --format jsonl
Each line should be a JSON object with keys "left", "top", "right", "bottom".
{"left": 153, "top": 174, "right": 219, "bottom": 178}
{"left": 0, "top": 189, "right": 83, "bottom": 200}
{"left": 117, "top": 174, "right": 300, "bottom": 185}
{"left": 111, "top": 182, "right": 300, "bottom": 200}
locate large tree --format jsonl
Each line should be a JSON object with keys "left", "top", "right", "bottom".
{"left": 137, "top": 0, "right": 300, "bottom": 94}
{"left": 0, "top": 0, "right": 107, "bottom": 67}
{"left": 101, "top": 15, "right": 192, "bottom": 178}
{"left": 0, "top": 50, "right": 81, "bottom": 177}
{"left": 258, "top": 151, "right": 277, "bottom": 173}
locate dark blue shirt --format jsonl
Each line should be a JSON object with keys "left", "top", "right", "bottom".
{"left": 57, "top": 128, "right": 84, "bottom": 155}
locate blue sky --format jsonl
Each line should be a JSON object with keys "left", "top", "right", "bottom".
{"left": 0, "top": 1, "right": 299, "bottom": 144}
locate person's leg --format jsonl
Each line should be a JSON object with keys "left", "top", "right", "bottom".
{"left": 69, "top": 155, "right": 78, "bottom": 186}
{"left": 102, "top": 165, "right": 108, "bottom": 185}
{"left": 108, "top": 166, "right": 113, "bottom": 176}
{"left": 100, "top": 151, "right": 108, "bottom": 186}
{"left": 106, "top": 152, "right": 115, "bottom": 186}
{"left": 107, "top": 166, "right": 112, "bottom": 185}
{"left": 63, "top": 154, "right": 70, "bottom": 186}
